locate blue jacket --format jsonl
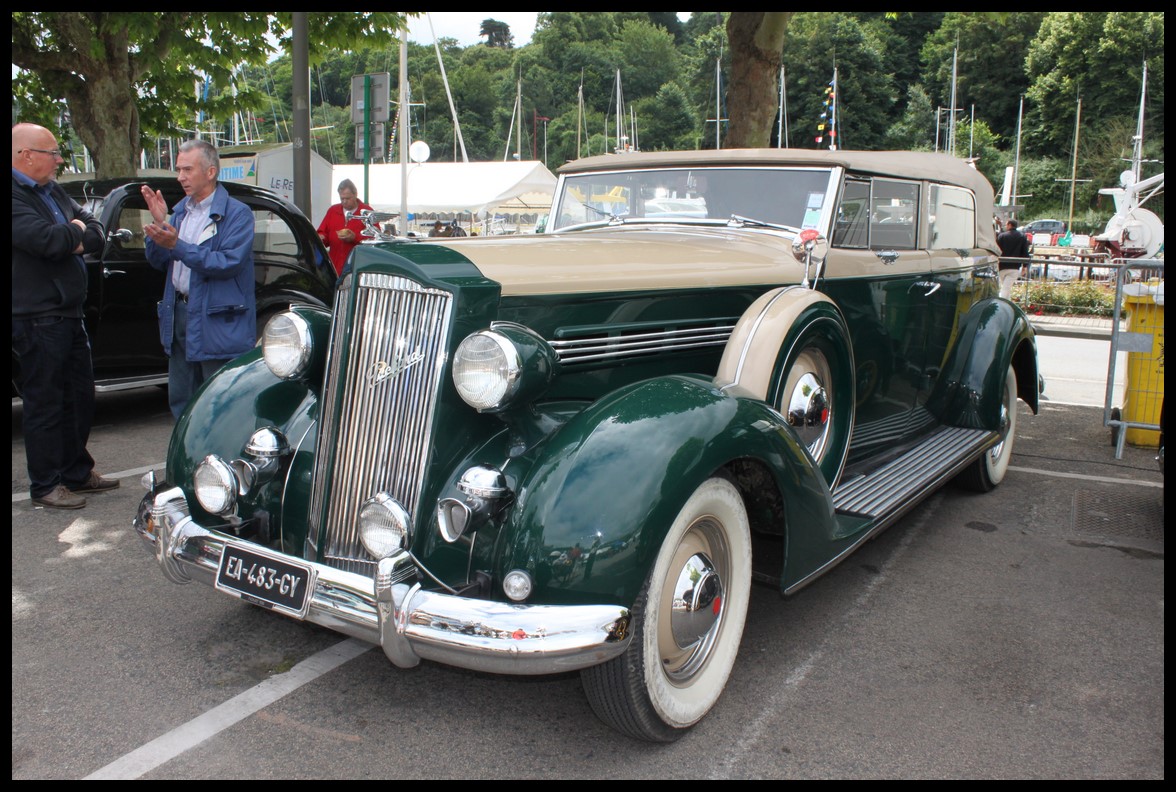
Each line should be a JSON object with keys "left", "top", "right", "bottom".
{"left": 145, "top": 183, "right": 256, "bottom": 362}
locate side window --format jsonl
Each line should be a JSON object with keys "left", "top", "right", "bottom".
{"left": 929, "top": 184, "right": 976, "bottom": 249}
{"left": 253, "top": 209, "right": 299, "bottom": 258}
{"left": 832, "top": 179, "right": 870, "bottom": 248}
{"left": 869, "top": 179, "right": 918, "bottom": 250}
{"left": 116, "top": 205, "right": 152, "bottom": 251}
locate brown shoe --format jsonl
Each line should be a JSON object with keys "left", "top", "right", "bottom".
{"left": 32, "top": 484, "right": 87, "bottom": 510}
{"left": 69, "top": 471, "right": 120, "bottom": 494}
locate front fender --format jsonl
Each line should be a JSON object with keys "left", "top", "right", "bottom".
{"left": 499, "top": 374, "right": 835, "bottom": 607}
{"left": 168, "top": 349, "right": 320, "bottom": 551}
{"left": 929, "top": 298, "right": 1039, "bottom": 429}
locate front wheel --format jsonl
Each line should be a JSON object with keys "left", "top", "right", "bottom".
{"left": 956, "top": 367, "right": 1018, "bottom": 492}
{"left": 582, "top": 476, "right": 752, "bottom": 742}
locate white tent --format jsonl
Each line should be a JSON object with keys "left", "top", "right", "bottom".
{"left": 333, "top": 160, "right": 556, "bottom": 219}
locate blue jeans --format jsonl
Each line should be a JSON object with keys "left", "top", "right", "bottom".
{"left": 169, "top": 300, "right": 230, "bottom": 419}
{"left": 12, "top": 316, "right": 96, "bottom": 497}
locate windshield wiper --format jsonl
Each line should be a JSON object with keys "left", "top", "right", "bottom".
{"left": 728, "top": 215, "right": 803, "bottom": 234}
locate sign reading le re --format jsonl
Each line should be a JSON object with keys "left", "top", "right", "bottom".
{"left": 351, "top": 72, "right": 391, "bottom": 124}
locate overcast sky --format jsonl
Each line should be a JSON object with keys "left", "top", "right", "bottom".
{"left": 405, "top": 12, "right": 539, "bottom": 48}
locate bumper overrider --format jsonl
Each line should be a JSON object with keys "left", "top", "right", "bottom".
{"left": 134, "top": 487, "right": 632, "bottom": 675}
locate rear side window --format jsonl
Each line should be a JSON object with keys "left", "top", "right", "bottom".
{"left": 929, "top": 184, "right": 976, "bottom": 250}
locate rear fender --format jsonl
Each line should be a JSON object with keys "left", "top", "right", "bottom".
{"left": 500, "top": 374, "right": 835, "bottom": 607}
{"left": 929, "top": 298, "right": 1039, "bottom": 428}
{"left": 715, "top": 286, "right": 855, "bottom": 488}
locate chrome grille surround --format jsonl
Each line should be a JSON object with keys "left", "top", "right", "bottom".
{"left": 550, "top": 324, "right": 735, "bottom": 365}
{"left": 308, "top": 272, "right": 454, "bottom": 576}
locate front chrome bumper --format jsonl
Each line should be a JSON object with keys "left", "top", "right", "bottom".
{"left": 134, "top": 487, "right": 632, "bottom": 675}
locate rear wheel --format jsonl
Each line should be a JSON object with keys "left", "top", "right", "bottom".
{"left": 770, "top": 312, "right": 854, "bottom": 489}
{"left": 957, "top": 367, "right": 1018, "bottom": 492}
{"left": 582, "top": 476, "right": 752, "bottom": 742}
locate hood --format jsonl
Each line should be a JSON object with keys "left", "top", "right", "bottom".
{"left": 422, "top": 226, "right": 803, "bottom": 297}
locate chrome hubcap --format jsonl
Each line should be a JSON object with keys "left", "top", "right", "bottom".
{"left": 660, "top": 518, "right": 729, "bottom": 682}
{"left": 784, "top": 350, "right": 832, "bottom": 461}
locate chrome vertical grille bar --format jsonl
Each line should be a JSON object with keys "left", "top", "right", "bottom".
{"left": 308, "top": 273, "right": 454, "bottom": 576}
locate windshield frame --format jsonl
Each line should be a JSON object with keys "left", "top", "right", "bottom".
{"left": 548, "top": 165, "right": 842, "bottom": 234}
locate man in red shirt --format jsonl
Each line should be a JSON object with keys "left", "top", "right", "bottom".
{"left": 317, "top": 179, "right": 372, "bottom": 276}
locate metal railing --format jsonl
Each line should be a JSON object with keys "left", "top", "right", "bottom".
{"left": 1104, "top": 260, "right": 1164, "bottom": 459}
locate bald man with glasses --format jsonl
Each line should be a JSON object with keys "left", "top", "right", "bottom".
{"left": 12, "top": 122, "right": 119, "bottom": 509}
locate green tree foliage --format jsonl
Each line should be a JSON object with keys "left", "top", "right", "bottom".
{"left": 12, "top": 11, "right": 1163, "bottom": 229}
{"left": 781, "top": 14, "right": 894, "bottom": 151}
{"left": 637, "top": 83, "right": 699, "bottom": 152}
{"left": 479, "top": 19, "right": 514, "bottom": 49}
{"left": 11, "top": 12, "right": 413, "bottom": 178}
{"left": 920, "top": 13, "right": 1046, "bottom": 143}
{"left": 1025, "top": 13, "right": 1164, "bottom": 156}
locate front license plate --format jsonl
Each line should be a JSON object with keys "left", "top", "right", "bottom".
{"left": 215, "top": 542, "right": 316, "bottom": 619}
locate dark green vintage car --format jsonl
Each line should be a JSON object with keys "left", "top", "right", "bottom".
{"left": 134, "top": 149, "right": 1039, "bottom": 741}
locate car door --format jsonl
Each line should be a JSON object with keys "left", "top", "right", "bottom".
{"left": 917, "top": 183, "right": 990, "bottom": 422}
{"left": 823, "top": 176, "right": 929, "bottom": 464}
{"left": 85, "top": 188, "right": 170, "bottom": 374}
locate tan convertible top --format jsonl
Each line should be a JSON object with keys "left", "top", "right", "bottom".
{"left": 560, "top": 149, "right": 998, "bottom": 252}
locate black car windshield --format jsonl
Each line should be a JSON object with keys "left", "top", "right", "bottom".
{"left": 551, "top": 167, "right": 834, "bottom": 232}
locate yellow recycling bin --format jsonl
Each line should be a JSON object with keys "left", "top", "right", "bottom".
{"left": 1121, "top": 283, "right": 1164, "bottom": 447}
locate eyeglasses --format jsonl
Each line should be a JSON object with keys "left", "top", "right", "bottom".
{"left": 21, "top": 148, "right": 63, "bottom": 157}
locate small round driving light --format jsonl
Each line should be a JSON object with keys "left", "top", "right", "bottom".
{"left": 193, "top": 455, "right": 237, "bottom": 515}
{"left": 453, "top": 331, "right": 519, "bottom": 411}
{"left": 262, "top": 312, "right": 313, "bottom": 379}
{"left": 503, "top": 569, "right": 533, "bottom": 602}
{"left": 358, "top": 493, "right": 411, "bottom": 560}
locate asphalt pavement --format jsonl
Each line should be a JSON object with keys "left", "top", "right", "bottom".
{"left": 10, "top": 333, "right": 1164, "bottom": 778}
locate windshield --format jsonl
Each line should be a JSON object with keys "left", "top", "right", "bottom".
{"left": 550, "top": 167, "right": 835, "bottom": 232}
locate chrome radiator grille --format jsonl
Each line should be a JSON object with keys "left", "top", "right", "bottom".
{"left": 309, "top": 272, "right": 454, "bottom": 576}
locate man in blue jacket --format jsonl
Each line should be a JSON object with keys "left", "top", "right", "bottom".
{"left": 12, "top": 122, "right": 118, "bottom": 509}
{"left": 142, "top": 140, "right": 255, "bottom": 419}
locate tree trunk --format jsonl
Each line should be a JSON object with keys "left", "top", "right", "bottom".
{"left": 724, "top": 12, "right": 793, "bottom": 149}
{"left": 64, "top": 68, "right": 142, "bottom": 179}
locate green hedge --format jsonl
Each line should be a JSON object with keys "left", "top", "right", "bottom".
{"left": 1013, "top": 280, "right": 1118, "bottom": 317}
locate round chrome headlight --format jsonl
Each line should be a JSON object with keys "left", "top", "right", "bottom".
{"left": 452, "top": 331, "right": 520, "bottom": 411}
{"left": 452, "top": 324, "right": 558, "bottom": 413}
{"left": 193, "top": 455, "right": 237, "bottom": 515}
{"left": 503, "top": 569, "right": 533, "bottom": 602}
{"left": 358, "top": 493, "right": 411, "bottom": 560}
{"left": 262, "top": 312, "right": 313, "bottom": 380}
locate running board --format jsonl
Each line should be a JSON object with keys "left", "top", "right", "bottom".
{"left": 833, "top": 426, "right": 996, "bottom": 519}
{"left": 94, "top": 374, "right": 169, "bottom": 393}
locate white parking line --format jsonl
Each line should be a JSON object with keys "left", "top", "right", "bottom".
{"left": 1008, "top": 465, "right": 1162, "bottom": 488}
{"left": 85, "top": 638, "right": 373, "bottom": 780}
{"left": 12, "top": 463, "right": 162, "bottom": 503}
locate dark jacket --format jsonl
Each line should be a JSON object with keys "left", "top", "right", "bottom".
{"left": 996, "top": 228, "right": 1030, "bottom": 270}
{"left": 12, "top": 174, "right": 105, "bottom": 319}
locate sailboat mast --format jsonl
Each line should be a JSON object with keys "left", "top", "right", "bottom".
{"left": 829, "top": 66, "right": 837, "bottom": 151}
{"left": 1068, "top": 95, "right": 1081, "bottom": 229}
{"left": 616, "top": 69, "right": 623, "bottom": 152}
{"left": 576, "top": 74, "right": 584, "bottom": 159}
{"left": 1132, "top": 61, "right": 1147, "bottom": 183}
{"left": 715, "top": 57, "right": 722, "bottom": 149}
{"left": 948, "top": 45, "right": 958, "bottom": 156}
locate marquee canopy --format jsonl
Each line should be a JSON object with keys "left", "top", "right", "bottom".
{"left": 333, "top": 160, "right": 556, "bottom": 217}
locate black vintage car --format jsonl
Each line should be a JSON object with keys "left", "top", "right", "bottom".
{"left": 12, "top": 176, "right": 337, "bottom": 396}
